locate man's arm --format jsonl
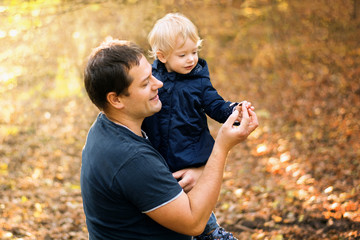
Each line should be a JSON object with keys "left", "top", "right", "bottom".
{"left": 146, "top": 103, "right": 258, "bottom": 236}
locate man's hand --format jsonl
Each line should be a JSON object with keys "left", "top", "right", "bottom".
{"left": 173, "top": 166, "right": 204, "bottom": 193}
{"left": 234, "top": 101, "right": 255, "bottom": 123}
{"left": 217, "top": 101, "right": 259, "bottom": 151}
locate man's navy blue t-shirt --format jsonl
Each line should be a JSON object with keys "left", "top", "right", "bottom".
{"left": 81, "top": 113, "right": 190, "bottom": 240}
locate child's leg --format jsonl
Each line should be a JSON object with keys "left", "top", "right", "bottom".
{"left": 202, "top": 212, "right": 219, "bottom": 234}
{"left": 194, "top": 212, "right": 238, "bottom": 240}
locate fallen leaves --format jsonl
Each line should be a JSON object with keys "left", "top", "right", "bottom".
{"left": 323, "top": 201, "right": 360, "bottom": 222}
{"left": 1, "top": 1, "right": 360, "bottom": 240}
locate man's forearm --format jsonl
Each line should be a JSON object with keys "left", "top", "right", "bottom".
{"left": 186, "top": 143, "right": 229, "bottom": 232}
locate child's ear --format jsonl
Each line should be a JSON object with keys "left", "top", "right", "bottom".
{"left": 156, "top": 51, "right": 167, "bottom": 63}
{"left": 106, "top": 92, "right": 125, "bottom": 109}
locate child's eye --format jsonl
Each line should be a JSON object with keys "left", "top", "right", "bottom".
{"left": 179, "top": 54, "right": 185, "bottom": 57}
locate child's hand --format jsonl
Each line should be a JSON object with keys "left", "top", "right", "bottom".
{"left": 172, "top": 166, "right": 204, "bottom": 193}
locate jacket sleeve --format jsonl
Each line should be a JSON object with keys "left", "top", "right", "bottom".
{"left": 201, "top": 77, "right": 239, "bottom": 123}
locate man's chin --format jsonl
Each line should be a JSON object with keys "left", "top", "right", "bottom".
{"left": 147, "top": 103, "right": 162, "bottom": 117}
{"left": 156, "top": 101, "right": 162, "bottom": 112}
{"left": 154, "top": 105, "right": 162, "bottom": 114}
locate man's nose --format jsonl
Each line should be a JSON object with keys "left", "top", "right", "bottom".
{"left": 151, "top": 75, "right": 163, "bottom": 89}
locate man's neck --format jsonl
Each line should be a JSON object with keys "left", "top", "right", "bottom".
{"left": 104, "top": 111, "right": 143, "bottom": 137}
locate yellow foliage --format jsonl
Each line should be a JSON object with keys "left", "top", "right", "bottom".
{"left": 0, "top": 125, "right": 19, "bottom": 142}
{"left": 21, "top": 195, "right": 28, "bottom": 203}
{"left": 50, "top": 56, "right": 82, "bottom": 98}
{"left": 0, "top": 163, "right": 8, "bottom": 175}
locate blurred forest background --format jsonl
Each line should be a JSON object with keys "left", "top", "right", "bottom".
{"left": 0, "top": 0, "right": 359, "bottom": 239}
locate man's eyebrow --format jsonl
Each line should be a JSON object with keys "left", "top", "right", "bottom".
{"left": 140, "top": 76, "right": 150, "bottom": 83}
{"left": 140, "top": 69, "right": 152, "bottom": 83}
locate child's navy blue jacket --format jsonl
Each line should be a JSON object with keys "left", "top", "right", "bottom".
{"left": 142, "top": 58, "right": 237, "bottom": 172}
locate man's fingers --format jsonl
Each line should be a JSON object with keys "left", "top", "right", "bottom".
{"left": 251, "top": 109, "right": 259, "bottom": 125}
{"left": 238, "top": 102, "right": 251, "bottom": 127}
{"left": 241, "top": 101, "right": 249, "bottom": 118}
{"left": 247, "top": 108, "right": 259, "bottom": 130}
{"left": 225, "top": 109, "right": 240, "bottom": 126}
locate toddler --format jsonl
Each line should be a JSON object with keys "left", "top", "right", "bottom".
{"left": 143, "top": 13, "right": 251, "bottom": 240}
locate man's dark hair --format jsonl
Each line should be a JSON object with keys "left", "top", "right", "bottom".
{"left": 84, "top": 39, "right": 144, "bottom": 110}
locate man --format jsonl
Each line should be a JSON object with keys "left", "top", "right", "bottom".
{"left": 81, "top": 38, "right": 258, "bottom": 240}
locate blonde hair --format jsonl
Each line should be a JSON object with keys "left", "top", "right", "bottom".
{"left": 148, "top": 13, "right": 202, "bottom": 59}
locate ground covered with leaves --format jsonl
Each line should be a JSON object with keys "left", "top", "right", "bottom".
{"left": 0, "top": 0, "right": 359, "bottom": 239}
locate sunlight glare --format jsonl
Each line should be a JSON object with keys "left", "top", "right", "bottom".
{"left": 286, "top": 163, "right": 299, "bottom": 172}
{"left": 308, "top": 195, "right": 316, "bottom": 203}
{"left": 0, "top": 66, "right": 22, "bottom": 83}
{"left": 0, "top": 30, "right": 6, "bottom": 38}
{"left": 296, "top": 174, "right": 314, "bottom": 185}
{"left": 72, "top": 31, "right": 80, "bottom": 39}
{"left": 297, "top": 189, "right": 308, "bottom": 200}
{"left": 324, "top": 186, "right": 333, "bottom": 194}
{"left": 44, "top": 112, "right": 51, "bottom": 119}
{"left": 280, "top": 152, "right": 291, "bottom": 162}
{"left": 0, "top": 6, "right": 7, "bottom": 12}
{"left": 268, "top": 157, "right": 279, "bottom": 165}
{"left": 292, "top": 170, "right": 301, "bottom": 178}
{"left": 234, "top": 188, "right": 244, "bottom": 198}
{"left": 9, "top": 29, "right": 19, "bottom": 37}
{"left": 256, "top": 144, "right": 267, "bottom": 154}
{"left": 31, "top": 9, "right": 40, "bottom": 17}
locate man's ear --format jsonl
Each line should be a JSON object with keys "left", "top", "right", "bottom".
{"left": 156, "top": 51, "right": 167, "bottom": 63}
{"left": 106, "top": 92, "right": 124, "bottom": 109}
